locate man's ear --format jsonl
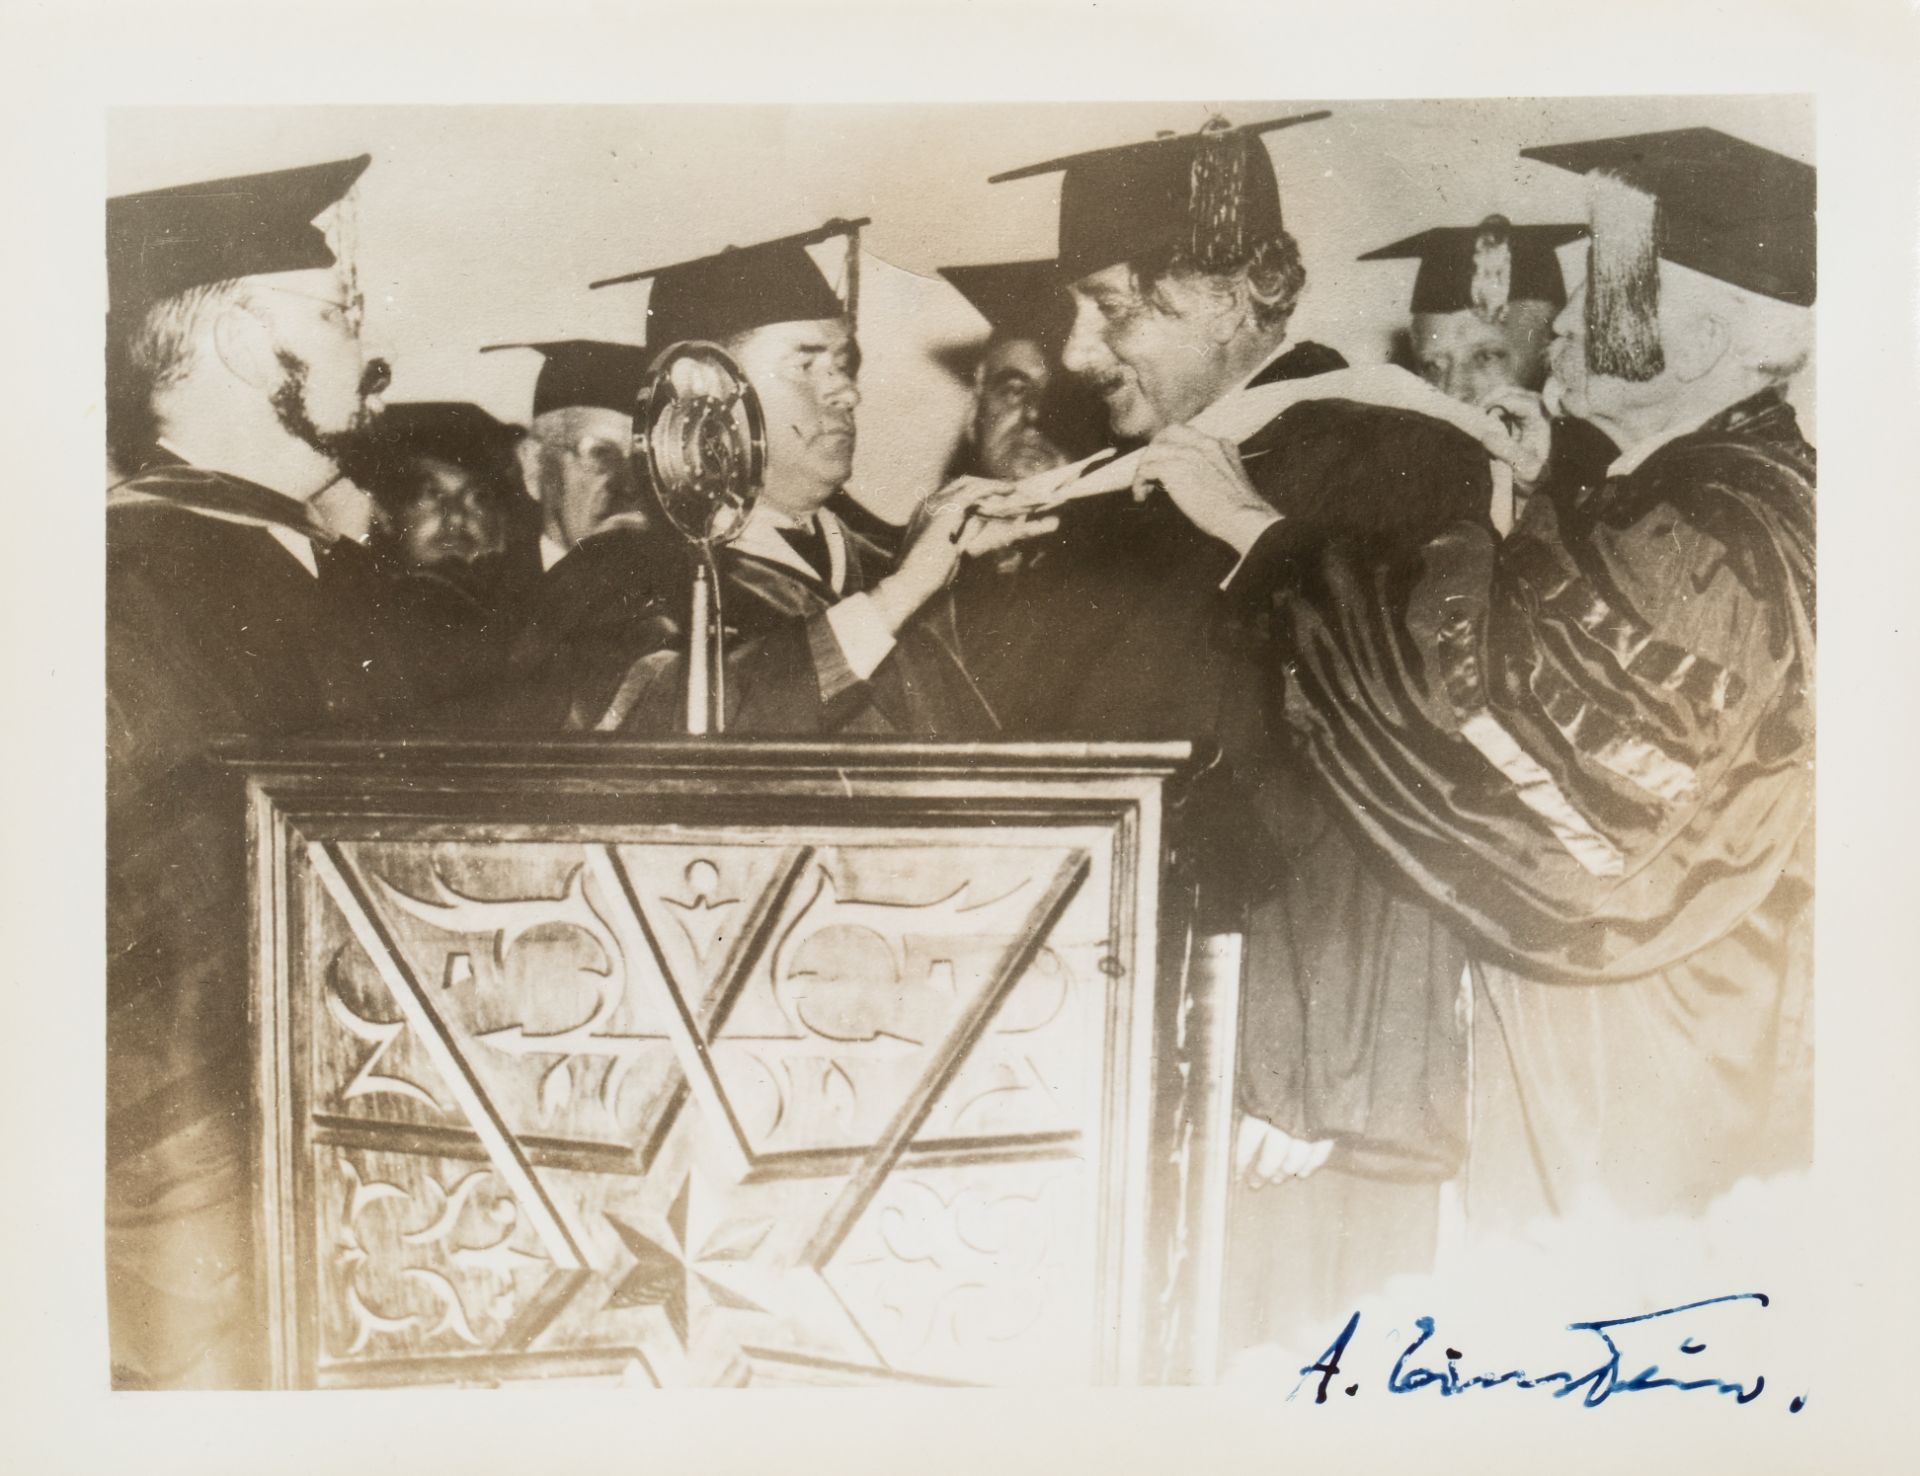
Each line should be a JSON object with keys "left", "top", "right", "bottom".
{"left": 1207, "top": 275, "right": 1252, "bottom": 346}
{"left": 1671, "top": 310, "right": 1731, "bottom": 384}
{"left": 514, "top": 434, "right": 546, "bottom": 499}
{"left": 209, "top": 298, "right": 276, "bottom": 390}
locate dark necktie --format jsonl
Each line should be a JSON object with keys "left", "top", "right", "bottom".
{"left": 778, "top": 518, "right": 833, "bottom": 587}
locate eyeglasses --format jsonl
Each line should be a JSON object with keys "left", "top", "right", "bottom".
{"left": 536, "top": 435, "right": 632, "bottom": 475}
{"left": 260, "top": 284, "right": 365, "bottom": 333}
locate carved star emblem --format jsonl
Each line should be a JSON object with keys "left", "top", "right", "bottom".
{"left": 602, "top": 1175, "right": 769, "bottom": 1349}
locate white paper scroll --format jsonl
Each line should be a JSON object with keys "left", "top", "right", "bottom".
{"left": 985, "top": 363, "right": 1519, "bottom": 533}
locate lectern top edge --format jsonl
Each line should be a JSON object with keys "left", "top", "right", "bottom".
{"left": 216, "top": 735, "right": 1206, "bottom": 778}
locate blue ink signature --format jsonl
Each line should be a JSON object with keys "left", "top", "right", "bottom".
{"left": 1296, "top": 1293, "right": 1808, "bottom": 1410}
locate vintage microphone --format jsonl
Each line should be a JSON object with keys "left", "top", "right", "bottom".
{"left": 631, "top": 342, "right": 766, "bottom": 734}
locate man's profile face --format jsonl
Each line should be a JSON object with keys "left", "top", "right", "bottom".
{"left": 249, "top": 267, "right": 381, "bottom": 452}
{"left": 526, "top": 405, "right": 641, "bottom": 548}
{"left": 1411, "top": 301, "right": 1557, "bottom": 405}
{"left": 1546, "top": 272, "right": 1694, "bottom": 431}
{"left": 1062, "top": 263, "right": 1233, "bottom": 441}
{"left": 728, "top": 317, "right": 860, "bottom": 516}
{"left": 972, "top": 337, "right": 1068, "bottom": 482}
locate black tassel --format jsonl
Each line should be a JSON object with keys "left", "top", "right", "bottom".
{"left": 1189, "top": 120, "right": 1251, "bottom": 271}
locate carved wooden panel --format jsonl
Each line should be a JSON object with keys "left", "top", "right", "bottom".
{"left": 237, "top": 740, "right": 1233, "bottom": 1388}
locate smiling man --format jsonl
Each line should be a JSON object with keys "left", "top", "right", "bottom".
{"left": 972, "top": 115, "right": 1501, "bottom": 1352}
{"left": 105, "top": 153, "right": 404, "bottom": 1387}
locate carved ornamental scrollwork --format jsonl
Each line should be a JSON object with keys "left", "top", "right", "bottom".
{"left": 242, "top": 741, "right": 1225, "bottom": 1387}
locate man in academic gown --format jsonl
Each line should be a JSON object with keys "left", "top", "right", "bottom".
{"left": 969, "top": 115, "right": 1499, "bottom": 1348}
{"left": 502, "top": 221, "right": 1048, "bottom": 736}
{"left": 1361, "top": 212, "right": 1620, "bottom": 528}
{"left": 936, "top": 258, "right": 1107, "bottom": 487}
{"left": 104, "top": 154, "right": 405, "bottom": 1386}
{"left": 345, "top": 398, "right": 544, "bottom": 704}
{"left": 933, "top": 258, "right": 1110, "bottom": 713}
{"left": 1169, "top": 127, "right": 1817, "bottom": 1224}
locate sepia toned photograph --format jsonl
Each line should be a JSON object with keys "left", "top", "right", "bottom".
{"left": 94, "top": 94, "right": 1828, "bottom": 1399}
{"left": 94, "top": 93, "right": 1830, "bottom": 1400}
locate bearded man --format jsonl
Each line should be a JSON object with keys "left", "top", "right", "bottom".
{"left": 105, "top": 154, "right": 401, "bottom": 1387}
{"left": 937, "top": 258, "right": 1107, "bottom": 484}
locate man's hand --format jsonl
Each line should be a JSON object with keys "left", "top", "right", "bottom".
{"left": 1479, "top": 387, "right": 1553, "bottom": 488}
{"left": 903, "top": 474, "right": 1000, "bottom": 545}
{"left": 1234, "top": 1113, "right": 1335, "bottom": 1189}
{"left": 1132, "top": 424, "right": 1279, "bottom": 556}
{"left": 871, "top": 481, "right": 1058, "bottom": 632}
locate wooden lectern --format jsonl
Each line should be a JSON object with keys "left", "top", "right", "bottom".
{"left": 235, "top": 738, "right": 1235, "bottom": 1388}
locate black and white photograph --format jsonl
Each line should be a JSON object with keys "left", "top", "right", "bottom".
{"left": 6, "top": 1, "right": 1919, "bottom": 1470}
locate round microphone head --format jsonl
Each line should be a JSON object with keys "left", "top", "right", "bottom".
{"left": 633, "top": 342, "right": 766, "bottom": 547}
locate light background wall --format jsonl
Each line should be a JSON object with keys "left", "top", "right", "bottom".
{"left": 109, "top": 97, "right": 1813, "bottom": 522}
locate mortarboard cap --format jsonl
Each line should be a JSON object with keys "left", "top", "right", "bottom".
{"left": 107, "top": 154, "right": 371, "bottom": 317}
{"left": 989, "top": 112, "right": 1329, "bottom": 281}
{"left": 938, "top": 259, "right": 1072, "bottom": 349}
{"left": 590, "top": 218, "right": 868, "bottom": 351}
{"left": 1519, "top": 127, "right": 1814, "bottom": 306}
{"left": 1360, "top": 216, "right": 1585, "bottom": 318}
{"left": 481, "top": 339, "right": 651, "bottom": 418}
{"left": 343, "top": 400, "right": 523, "bottom": 507}
{"left": 361, "top": 399, "right": 521, "bottom": 466}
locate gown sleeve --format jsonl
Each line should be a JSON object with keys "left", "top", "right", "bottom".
{"left": 1269, "top": 433, "right": 1816, "bottom": 982}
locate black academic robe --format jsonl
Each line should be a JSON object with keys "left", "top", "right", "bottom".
{"left": 360, "top": 498, "right": 547, "bottom": 710}
{"left": 105, "top": 462, "right": 419, "bottom": 1387}
{"left": 482, "top": 510, "right": 995, "bottom": 737}
{"left": 955, "top": 343, "right": 1491, "bottom": 1179}
{"left": 1265, "top": 388, "right": 1816, "bottom": 1219}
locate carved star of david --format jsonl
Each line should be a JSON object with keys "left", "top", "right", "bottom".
{"left": 311, "top": 836, "right": 1092, "bottom": 1383}
{"left": 603, "top": 1175, "right": 768, "bottom": 1349}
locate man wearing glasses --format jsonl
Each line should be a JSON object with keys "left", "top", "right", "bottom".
{"left": 105, "top": 154, "right": 400, "bottom": 1387}
{"left": 481, "top": 338, "right": 653, "bottom": 568}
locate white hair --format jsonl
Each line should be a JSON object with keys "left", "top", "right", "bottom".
{"left": 107, "top": 279, "right": 253, "bottom": 466}
{"left": 1724, "top": 282, "right": 1813, "bottom": 385}
{"left": 1670, "top": 265, "right": 1813, "bottom": 387}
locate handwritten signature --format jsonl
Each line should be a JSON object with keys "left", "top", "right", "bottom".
{"left": 1295, "top": 1293, "right": 1808, "bottom": 1411}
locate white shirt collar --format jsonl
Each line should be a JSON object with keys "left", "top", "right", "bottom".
{"left": 1604, "top": 403, "right": 1727, "bottom": 479}
{"left": 155, "top": 437, "right": 320, "bottom": 577}
{"left": 267, "top": 526, "right": 320, "bottom": 578}
{"left": 540, "top": 533, "right": 572, "bottom": 571}
{"left": 734, "top": 500, "right": 848, "bottom": 593}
